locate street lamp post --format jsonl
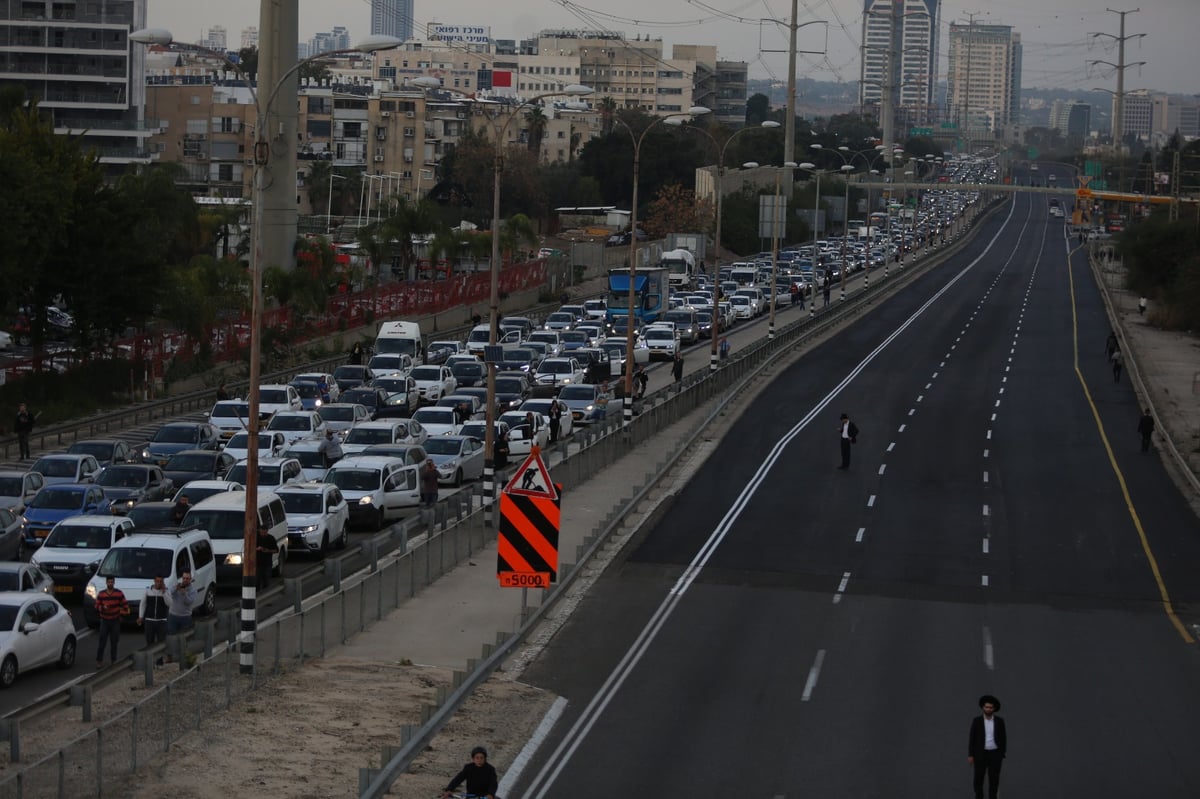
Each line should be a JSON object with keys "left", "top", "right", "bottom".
{"left": 752, "top": 161, "right": 798, "bottom": 338}
{"left": 666, "top": 119, "right": 781, "bottom": 369}
{"left": 796, "top": 162, "right": 826, "bottom": 314}
{"left": 132, "top": 28, "right": 401, "bottom": 674}
{"left": 412, "top": 79, "right": 592, "bottom": 524}
{"left": 613, "top": 107, "right": 710, "bottom": 423}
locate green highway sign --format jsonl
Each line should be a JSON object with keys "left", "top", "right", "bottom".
{"left": 909, "top": 127, "right": 933, "bottom": 136}
{"left": 1027, "top": 147, "right": 1039, "bottom": 159}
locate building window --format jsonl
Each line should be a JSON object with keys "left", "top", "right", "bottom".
{"left": 217, "top": 163, "right": 234, "bottom": 182}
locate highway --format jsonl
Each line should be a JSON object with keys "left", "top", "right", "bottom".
{"left": 511, "top": 190, "right": 1200, "bottom": 798}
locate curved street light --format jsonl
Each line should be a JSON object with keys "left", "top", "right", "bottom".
{"left": 665, "top": 119, "right": 781, "bottom": 369}
{"left": 132, "top": 28, "right": 401, "bottom": 674}
{"left": 412, "top": 78, "right": 593, "bottom": 522}
{"left": 611, "top": 107, "right": 710, "bottom": 424}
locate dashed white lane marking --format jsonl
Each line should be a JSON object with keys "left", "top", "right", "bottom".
{"left": 908, "top": 408, "right": 916, "bottom": 416}
{"left": 801, "top": 649, "right": 827, "bottom": 701}
{"left": 983, "top": 471, "right": 989, "bottom": 484}
{"left": 982, "top": 538, "right": 990, "bottom": 554}
{"left": 832, "top": 572, "right": 851, "bottom": 604}
{"left": 986, "top": 429, "right": 992, "bottom": 440}
{"left": 995, "top": 400, "right": 1002, "bottom": 408}
{"left": 925, "top": 382, "right": 932, "bottom": 389}
{"left": 983, "top": 627, "right": 995, "bottom": 670}
{"left": 917, "top": 395, "right": 924, "bottom": 403}
{"left": 887, "top": 442, "right": 896, "bottom": 452}
{"left": 867, "top": 495, "right": 876, "bottom": 507}
{"left": 998, "top": 387, "right": 1005, "bottom": 395}
{"left": 898, "top": 424, "right": 906, "bottom": 433}
{"left": 932, "top": 371, "right": 939, "bottom": 379}
{"left": 878, "top": 464, "right": 887, "bottom": 475}
{"left": 983, "top": 448, "right": 990, "bottom": 458}
{"left": 991, "top": 413, "right": 997, "bottom": 421}
{"left": 856, "top": 527, "right": 865, "bottom": 543}
{"left": 983, "top": 505, "right": 990, "bottom": 517}
{"left": 981, "top": 575, "right": 990, "bottom": 587}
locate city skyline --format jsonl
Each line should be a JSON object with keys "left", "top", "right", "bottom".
{"left": 147, "top": 0, "right": 1199, "bottom": 96}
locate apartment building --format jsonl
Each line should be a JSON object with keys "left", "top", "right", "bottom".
{"left": 946, "top": 22, "right": 1021, "bottom": 139}
{"left": 0, "top": 0, "right": 157, "bottom": 170}
{"left": 859, "top": 0, "right": 940, "bottom": 128}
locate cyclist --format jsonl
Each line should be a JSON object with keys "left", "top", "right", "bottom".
{"left": 442, "top": 745, "right": 498, "bottom": 798}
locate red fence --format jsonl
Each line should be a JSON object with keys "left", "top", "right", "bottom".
{"left": 3, "top": 260, "right": 548, "bottom": 384}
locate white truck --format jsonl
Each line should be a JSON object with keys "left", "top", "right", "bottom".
{"left": 661, "top": 248, "right": 698, "bottom": 290}
{"left": 374, "top": 321, "right": 423, "bottom": 364}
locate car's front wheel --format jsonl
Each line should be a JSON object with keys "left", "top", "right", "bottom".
{"left": 200, "top": 586, "right": 216, "bottom": 616}
{"left": 57, "top": 636, "right": 76, "bottom": 669}
{"left": 0, "top": 656, "right": 16, "bottom": 688}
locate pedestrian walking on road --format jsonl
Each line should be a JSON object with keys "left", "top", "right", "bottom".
{"left": 1110, "top": 347, "right": 1124, "bottom": 383}
{"left": 349, "top": 342, "right": 364, "bottom": 365}
{"left": 836, "top": 413, "right": 858, "bottom": 470}
{"left": 420, "top": 459, "right": 439, "bottom": 507}
{"left": 967, "top": 694, "right": 1007, "bottom": 799}
{"left": 1137, "top": 408, "right": 1155, "bottom": 452}
{"left": 13, "top": 402, "right": 34, "bottom": 460}
{"left": 1138, "top": 297, "right": 1147, "bottom": 316}
{"left": 167, "top": 571, "right": 197, "bottom": 637}
{"left": 137, "top": 575, "right": 170, "bottom": 662}
{"left": 548, "top": 400, "right": 562, "bottom": 443}
{"left": 822, "top": 282, "right": 831, "bottom": 308}
{"left": 94, "top": 576, "right": 127, "bottom": 668}
{"left": 255, "top": 526, "right": 278, "bottom": 589}
{"left": 634, "top": 365, "right": 649, "bottom": 398}
{"left": 671, "top": 352, "right": 684, "bottom": 385}
{"left": 1104, "top": 331, "right": 1118, "bottom": 359}
{"left": 719, "top": 337, "right": 730, "bottom": 360}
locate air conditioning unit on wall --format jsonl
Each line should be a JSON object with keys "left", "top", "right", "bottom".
{"left": 374, "top": 155, "right": 384, "bottom": 162}
{"left": 381, "top": 111, "right": 391, "bottom": 118}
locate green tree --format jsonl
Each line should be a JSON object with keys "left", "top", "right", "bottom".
{"left": 525, "top": 106, "right": 548, "bottom": 157}
{"left": 1121, "top": 212, "right": 1200, "bottom": 330}
{"left": 236, "top": 47, "right": 258, "bottom": 80}
{"left": 597, "top": 97, "right": 617, "bottom": 138}
{"left": 745, "top": 93, "right": 770, "bottom": 126}
{"left": 298, "top": 59, "right": 332, "bottom": 84}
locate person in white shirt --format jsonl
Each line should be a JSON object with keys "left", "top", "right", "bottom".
{"left": 967, "top": 694, "right": 1007, "bottom": 799}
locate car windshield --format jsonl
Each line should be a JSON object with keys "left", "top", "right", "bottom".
{"left": 279, "top": 492, "right": 323, "bottom": 515}
{"left": 423, "top": 438, "right": 461, "bottom": 456}
{"left": 260, "top": 389, "right": 289, "bottom": 404}
{"left": 459, "top": 424, "right": 490, "bottom": 439}
{"left": 99, "top": 548, "right": 172, "bottom": 579}
{"left": 68, "top": 442, "right": 111, "bottom": 459}
{"left": 284, "top": 448, "right": 325, "bottom": 468}
{"left": 30, "top": 489, "right": 84, "bottom": 510}
{"left": 369, "top": 355, "right": 403, "bottom": 370}
{"left": 374, "top": 378, "right": 409, "bottom": 393}
{"left": 226, "top": 465, "right": 283, "bottom": 486}
{"left": 182, "top": 509, "right": 245, "bottom": 540}
{"left": 413, "top": 409, "right": 453, "bottom": 424}
{"left": 32, "top": 458, "right": 77, "bottom": 477}
{"left": 226, "top": 433, "right": 275, "bottom": 450}
{"left": 154, "top": 426, "right": 198, "bottom": 444}
{"left": 410, "top": 366, "right": 441, "bottom": 381}
{"left": 165, "top": 454, "right": 212, "bottom": 471}
{"left": 268, "top": 415, "right": 313, "bottom": 432}
{"left": 211, "top": 403, "right": 249, "bottom": 419}
{"left": 348, "top": 427, "right": 398, "bottom": 444}
{"left": 97, "top": 467, "right": 147, "bottom": 488}
{"left": 327, "top": 469, "right": 380, "bottom": 492}
{"left": 646, "top": 330, "right": 672, "bottom": 340}
{"left": 467, "top": 328, "right": 490, "bottom": 343}
{"left": 333, "top": 366, "right": 365, "bottom": 379}
{"left": 46, "top": 523, "right": 111, "bottom": 549}
{"left": 494, "top": 378, "right": 525, "bottom": 394}
{"left": 174, "top": 485, "right": 229, "bottom": 504}
{"left": 547, "top": 314, "right": 573, "bottom": 325}
{"left": 318, "top": 406, "right": 355, "bottom": 422}
{"left": 530, "top": 332, "right": 557, "bottom": 343}
{"left": 543, "top": 362, "right": 571, "bottom": 374}
{"left": 127, "top": 504, "right": 177, "bottom": 528}
{"left": 0, "top": 478, "right": 22, "bottom": 497}
{"left": 558, "top": 386, "right": 595, "bottom": 400}
{"left": 292, "top": 383, "right": 322, "bottom": 398}
{"left": 452, "top": 363, "right": 483, "bottom": 379}
{"left": 342, "top": 391, "right": 378, "bottom": 407}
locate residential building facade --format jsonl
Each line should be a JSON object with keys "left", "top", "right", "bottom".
{"left": 371, "top": 0, "right": 412, "bottom": 45}
{"left": 946, "top": 22, "right": 1021, "bottom": 139}
{"left": 859, "top": 0, "right": 940, "bottom": 128}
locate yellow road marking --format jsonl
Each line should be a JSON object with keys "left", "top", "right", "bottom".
{"left": 1067, "top": 250, "right": 1194, "bottom": 643}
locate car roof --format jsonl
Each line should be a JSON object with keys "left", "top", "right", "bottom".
{"left": 0, "top": 590, "right": 41, "bottom": 604}
{"left": 41, "top": 482, "right": 93, "bottom": 491}
{"left": 35, "top": 453, "right": 87, "bottom": 461}
{"left": 331, "top": 456, "right": 406, "bottom": 469}
{"left": 55, "top": 514, "right": 127, "bottom": 528}
{"left": 274, "top": 482, "right": 331, "bottom": 495}
{"left": 235, "top": 456, "right": 297, "bottom": 466}
{"left": 0, "top": 562, "right": 32, "bottom": 574}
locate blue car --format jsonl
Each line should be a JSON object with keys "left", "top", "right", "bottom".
{"left": 289, "top": 381, "right": 326, "bottom": 410}
{"left": 21, "top": 483, "right": 108, "bottom": 548}
{"left": 142, "top": 422, "right": 221, "bottom": 466}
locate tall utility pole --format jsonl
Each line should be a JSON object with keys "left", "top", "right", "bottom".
{"left": 762, "top": 6, "right": 825, "bottom": 165}
{"left": 256, "top": 0, "right": 300, "bottom": 273}
{"left": 1091, "top": 8, "right": 1144, "bottom": 153}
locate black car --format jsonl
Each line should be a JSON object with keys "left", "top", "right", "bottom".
{"left": 497, "top": 346, "right": 539, "bottom": 374}
{"left": 340, "top": 386, "right": 412, "bottom": 420}
{"left": 95, "top": 464, "right": 175, "bottom": 514}
{"left": 493, "top": 374, "right": 531, "bottom": 412}
{"left": 368, "top": 375, "right": 419, "bottom": 416}
{"left": 68, "top": 439, "right": 138, "bottom": 468}
{"left": 332, "top": 364, "right": 375, "bottom": 392}
{"left": 162, "top": 449, "right": 237, "bottom": 486}
{"left": 450, "top": 359, "right": 486, "bottom": 388}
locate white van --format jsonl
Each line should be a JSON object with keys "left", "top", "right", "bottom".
{"left": 183, "top": 491, "right": 288, "bottom": 586}
{"left": 31, "top": 515, "right": 136, "bottom": 593}
{"left": 325, "top": 456, "right": 420, "bottom": 530}
{"left": 375, "top": 321, "right": 423, "bottom": 364}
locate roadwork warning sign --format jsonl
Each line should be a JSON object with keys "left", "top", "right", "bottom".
{"left": 498, "top": 449, "right": 560, "bottom": 587}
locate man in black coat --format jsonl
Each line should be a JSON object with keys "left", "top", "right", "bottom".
{"left": 967, "top": 694, "right": 1007, "bottom": 799}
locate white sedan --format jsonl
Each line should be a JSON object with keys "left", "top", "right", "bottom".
{"left": 266, "top": 410, "right": 328, "bottom": 443}
{"left": 533, "top": 357, "right": 585, "bottom": 389}
{"left": 411, "top": 406, "right": 463, "bottom": 437}
{"left": 423, "top": 435, "right": 485, "bottom": 486}
{"left": 0, "top": 591, "right": 76, "bottom": 688}
{"left": 520, "top": 399, "right": 574, "bottom": 439}
{"left": 409, "top": 365, "right": 457, "bottom": 404}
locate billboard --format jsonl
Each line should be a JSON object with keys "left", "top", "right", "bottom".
{"left": 429, "top": 24, "right": 491, "bottom": 44}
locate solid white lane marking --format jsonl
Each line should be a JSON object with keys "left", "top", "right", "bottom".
{"left": 498, "top": 697, "right": 568, "bottom": 795}
{"left": 983, "top": 626, "right": 995, "bottom": 670}
{"left": 801, "top": 650, "right": 827, "bottom": 701}
{"left": 856, "top": 527, "right": 865, "bottom": 543}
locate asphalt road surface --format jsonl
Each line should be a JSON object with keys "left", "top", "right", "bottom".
{"left": 513, "top": 191, "right": 1200, "bottom": 798}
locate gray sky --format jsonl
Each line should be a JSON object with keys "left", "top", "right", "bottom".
{"left": 149, "top": 0, "right": 1199, "bottom": 95}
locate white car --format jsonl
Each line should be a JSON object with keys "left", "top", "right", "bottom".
{"left": 281, "top": 441, "right": 330, "bottom": 482}
{"left": 275, "top": 483, "right": 349, "bottom": 556}
{"left": 223, "top": 430, "right": 287, "bottom": 462}
{"left": 423, "top": 435, "right": 485, "bottom": 486}
{"left": 0, "top": 592, "right": 77, "bottom": 687}
{"left": 325, "top": 456, "right": 421, "bottom": 530}
{"left": 225, "top": 456, "right": 305, "bottom": 490}
{"left": 208, "top": 399, "right": 252, "bottom": 440}
{"left": 534, "top": 357, "right": 585, "bottom": 388}
{"left": 367, "top": 353, "right": 413, "bottom": 378}
{"left": 411, "top": 407, "right": 463, "bottom": 437}
{"left": 409, "top": 365, "right": 457, "bottom": 404}
{"left": 317, "top": 403, "right": 372, "bottom": 435}
{"left": 172, "top": 480, "right": 245, "bottom": 505}
{"left": 29, "top": 454, "right": 101, "bottom": 486}
{"left": 729, "top": 295, "right": 754, "bottom": 320}
{"left": 257, "top": 384, "right": 302, "bottom": 417}
{"left": 641, "top": 326, "right": 680, "bottom": 360}
{"left": 341, "top": 420, "right": 429, "bottom": 455}
{"left": 266, "top": 410, "right": 328, "bottom": 443}
{"left": 498, "top": 411, "right": 550, "bottom": 456}
{"left": 0, "top": 470, "right": 44, "bottom": 513}
{"left": 520, "top": 398, "right": 574, "bottom": 439}
{"left": 30, "top": 515, "right": 135, "bottom": 593}
{"left": 527, "top": 330, "right": 563, "bottom": 357}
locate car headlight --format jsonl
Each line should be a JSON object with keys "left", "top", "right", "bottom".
{"left": 225, "top": 553, "right": 243, "bottom": 565}
{"left": 85, "top": 584, "right": 97, "bottom": 599}
{"left": 300, "top": 524, "right": 318, "bottom": 534}
{"left": 358, "top": 496, "right": 374, "bottom": 505}
{"left": 87, "top": 560, "right": 101, "bottom": 574}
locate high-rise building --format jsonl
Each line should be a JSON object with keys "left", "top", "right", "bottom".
{"left": 859, "top": 0, "right": 940, "bottom": 128}
{"left": 1050, "top": 100, "right": 1092, "bottom": 145}
{"left": 946, "top": 22, "right": 1022, "bottom": 139}
{"left": 0, "top": 0, "right": 157, "bottom": 170}
{"left": 204, "top": 25, "right": 227, "bottom": 52}
{"left": 309, "top": 27, "right": 351, "bottom": 56}
{"left": 241, "top": 26, "right": 259, "bottom": 51}
{"left": 372, "top": 0, "right": 413, "bottom": 43}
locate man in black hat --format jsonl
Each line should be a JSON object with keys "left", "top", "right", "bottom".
{"left": 967, "top": 694, "right": 1006, "bottom": 799}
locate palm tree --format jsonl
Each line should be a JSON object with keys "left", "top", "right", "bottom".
{"left": 525, "top": 106, "right": 548, "bottom": 159}
{"left": 499, "top": 213, "right": 539, "bottom": 264}
{"left": 597, "top": 97, "right": 617, "bottom": 137}
{"left": 379, "top": 197, "right": 443, "bottom": 281}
